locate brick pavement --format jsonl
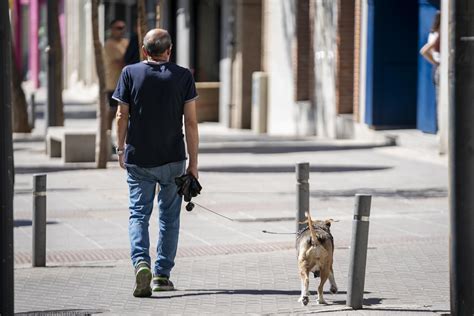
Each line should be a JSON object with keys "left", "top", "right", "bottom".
{"left": 11, "top": 103, "right": 451, "bottom": 314}
{"left": 15, "top": 241, "right": 448, "bottom": 315}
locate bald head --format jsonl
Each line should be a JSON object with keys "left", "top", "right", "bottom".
{"left": 143, "top": 29, "right": 172, "bottom": 58}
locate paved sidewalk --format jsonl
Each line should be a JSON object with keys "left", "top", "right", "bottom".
{"left": 15, "top": 243, "right": 448, "bottom": 315}
{"left": 12, "top": 97, "right": 450, "bottom": 315}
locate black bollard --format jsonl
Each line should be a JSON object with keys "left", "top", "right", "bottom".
{"left": 346, "top": 194, "right": 372, "bottom": 309}
{"left": 32, "top": 174, "right": 47, "bottom": 267}
{"left": 296, "top": 162, "right": 310, "bottom": 232}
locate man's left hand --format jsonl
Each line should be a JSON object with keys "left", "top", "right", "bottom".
{"left": 119, "top": 154, "right": 126, "bottom": 169}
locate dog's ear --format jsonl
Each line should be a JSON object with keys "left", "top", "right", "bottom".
{"left": 325, "top": 219, "right": 334, "bottom": 228}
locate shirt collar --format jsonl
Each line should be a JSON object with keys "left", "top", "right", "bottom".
{"left": 143, "top": 59, "right": 168, "bottom": 65}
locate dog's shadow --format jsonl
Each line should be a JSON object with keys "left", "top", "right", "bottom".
{"left": 148, "top": 289, "right": 378, "bottom": 303}
{"left": 148, "top": 289, "right": 301, "bottom": 299}
{"left": 332, "top": 297, "right": 383, "bottom": 306}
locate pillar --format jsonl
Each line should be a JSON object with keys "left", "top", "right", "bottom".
{"left": 176, "top": 0, "right": 192, "bottom": 69}
{"left": 29, "top": 0, "right": 40, "bottom": 88}
{"left": 231, "top": 0, "right": 262, "bottom": 129}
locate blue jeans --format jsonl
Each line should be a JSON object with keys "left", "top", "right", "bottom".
{"left": 126, "top": 160, "right": 186, "bottom": 277}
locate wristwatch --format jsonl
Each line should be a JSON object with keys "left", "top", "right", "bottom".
{"left": 115, "top": 147, "right": 125, "bottom": 155}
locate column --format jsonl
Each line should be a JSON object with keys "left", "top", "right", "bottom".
{"left": 176, "top": 0, "right": 191, "bottom": 68}
{"left": 29, "top": 0, "right": 40, "bottom": 88}
{"left": 219, "top": 0, "right": 235, "bottom": 127}
{"left": 231, "top": 0, "right": 262, "bottom": 129}
{"left": 13, "top": 0, "right": 22, "bottom": 74}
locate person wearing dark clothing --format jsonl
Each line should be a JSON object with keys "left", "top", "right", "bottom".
{"left": 113, "top": 28, "right": 199, "bottom": 297}
{"left": 124, "top": 32, "right": 140, "bottom": 65}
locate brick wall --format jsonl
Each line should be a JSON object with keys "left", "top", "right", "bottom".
{"left": 336, "top": 0, "right": 355, "bottom": 114}
{"left": 294, "top": 0, "right": 312, "bottom": 101}
{"left": 353, "top": 0, "right": 361, "bottom": 121}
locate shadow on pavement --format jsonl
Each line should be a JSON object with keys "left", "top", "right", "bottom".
{"left": 150, "top": 289, "right": 372, "bottom": 300}
{"left": 333, "top": 297, "right": 383, "bottom": 306}
{"left": 34, "top": 111, "right": 96, "bottom": 120}
{"left": 45, "top": 264, "right": 117, "bottom": 269}
{"left": 355, "top": 307, "right": 450, "bottom": 314}
{"left": 14, "top": 165, "right": 97, "bottom": 175}
{"left": 14, "top": 187, "right": 84, "bottom": 195}
{"left": 33, "top": 102, "right": 97, "bottom": 120}
{"left": 311, "top": 187, "right": 447, "bottom": 198}
{"left": 200, "top": 135, "right": 320, "bottom": 143}
{"left": 13, "top": 135, "right": 45, "bottom": 143}
{"left": 199, "top": 143, "right": 393, "bottom": 155}
{"left": 199, "top": 165, "right": 391, "bottom": 173}
{"left": 16, "top": 309, "right": 107, "bottom": 315}
{"left": 14, "top": 219, "right": 58, "bottom": 227}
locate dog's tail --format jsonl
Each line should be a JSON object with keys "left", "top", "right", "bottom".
{"left": 305, "top": 211, "right": 318, "bottom": 245}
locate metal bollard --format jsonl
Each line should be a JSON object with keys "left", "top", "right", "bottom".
{"left": 346, "top": 194, "right": 372, "bottom": 309}
{"left": 296, "top": 162, "right": 310, "bottom": 232}
{"left": 29, "top": 93, "right": 36, "bottom": 129}
{"left": 32, "top": 174, "right": 47, "bottom": 267}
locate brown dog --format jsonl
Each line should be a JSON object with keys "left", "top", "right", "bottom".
{"left": 296, "top": 211, "right": 337, "bottom": 305}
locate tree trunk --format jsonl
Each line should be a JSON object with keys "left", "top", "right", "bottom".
{"left": 91, "top": 0, "right": 108, "bottom": 169}
{"left": 137, "top": 0, "right": 147, "bottom": 60}
{"left": 11, "top": 47, "right": 31, "bottom": 133}
{"left": 50, "top": 0, "right": 64, "bottom": 125}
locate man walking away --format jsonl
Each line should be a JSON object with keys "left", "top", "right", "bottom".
{"left": 113, "top": 28, "right": 199, "bottom": 297}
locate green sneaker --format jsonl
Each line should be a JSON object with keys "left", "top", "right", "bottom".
{"left": 152, "top": 275, "right": 175, "bottom": 291}
{"left": 133, "top": 262, "right": 152, "bottom": 297}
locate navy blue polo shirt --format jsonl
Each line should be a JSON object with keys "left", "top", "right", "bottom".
{"left": 112, "top": 61, "right": 198, "bottom": 167}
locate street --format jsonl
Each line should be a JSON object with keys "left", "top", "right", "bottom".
{"left": 12, "top": 101, "right": 449, "bottom": 315}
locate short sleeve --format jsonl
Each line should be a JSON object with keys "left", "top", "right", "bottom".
{"left": 183, "top": 71, "right": 198, "bottom": 103}
{"left": 112, "top": 68, "right": 131, "bottom": 105}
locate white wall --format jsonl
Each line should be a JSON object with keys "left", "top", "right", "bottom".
{"left": 262, "top": 0, "right": 297, "bottom": 135}
{"left": 64, "top": 0, "right": 98, "bottom": 90}
{"left": 314, "top": 0, "right": 338, "bottom": 138}
{"left": 219, "top": 1, "right": 233, "bottom": 127}
{"left": 438, "top": 0, "right": 450, "bottom": 155}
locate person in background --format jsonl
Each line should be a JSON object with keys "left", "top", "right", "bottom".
{"left": 105, "top": 19, "right": 129, "bottom": 130}
{"left": 420, "top": 11, "right": 441, "bottom": 117}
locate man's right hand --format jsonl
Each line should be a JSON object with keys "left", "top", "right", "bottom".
{"left": 187, "top": 164, "right": 198, "bottom": 179}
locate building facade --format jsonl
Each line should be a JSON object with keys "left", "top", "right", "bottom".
{"left": 12, "top": 0, "right": 448, "bottom": 153}
{"left": 219, "top": 0, "right": 447, "bottom": 153}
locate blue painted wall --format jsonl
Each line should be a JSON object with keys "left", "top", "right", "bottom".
{"left": 417, "top": 0, "right": 440, "bottom": 134}
{"left": 365, "top": 0, "right": 419, "bottom": 128}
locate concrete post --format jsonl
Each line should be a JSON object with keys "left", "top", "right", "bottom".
{"left": 32, "top": 174, "right": 47, "bottom": 267}
{"left": 176, "top": 0, "right": 191, "bottom": 68}
{"left": 296, "top": 163, "right": 310, "bottom": 232}
{"left": 346, "top": 194, "right": 372, "bottom": 309}
{"left": 29, "top": 93, "right": 36, "bottom": 130}
{"left": 449, "top": 1, "right": 474, "bottom": 314}
{"left": 0, "top": 1, "right": 15, "bottom": 312}
{"left": 251, "top": 72, "right": 268, "bottom": 134}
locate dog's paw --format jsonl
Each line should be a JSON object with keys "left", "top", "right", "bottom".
{"left": 316, "top": 298, "right": 328, "bottom": 305}
{"left": 330, "top": 285, "right": 338, "bottom": 294}
{"left": 298, "top": 296, "right": 309, "bottom": 306}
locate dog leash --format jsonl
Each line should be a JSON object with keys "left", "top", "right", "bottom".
{"left": 178, "top": 176, "right": 304, "bottom": 234}
{"left": 192, "top": 201, "right": 236, "bottom": 222}
{"left": 261, "top": 230, "right": 296, "bottom": 235}
{"left": 191, "top": 201, "right": 300, "bottom": 235}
